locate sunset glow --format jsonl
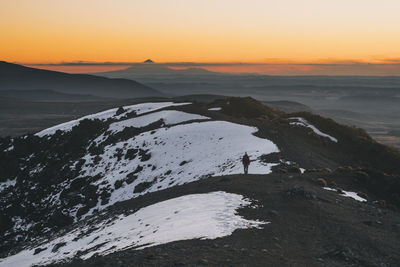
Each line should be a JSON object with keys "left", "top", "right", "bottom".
{"left": 1, "top": 0, "right": 400, "bottom": 74}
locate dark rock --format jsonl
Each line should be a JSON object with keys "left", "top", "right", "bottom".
{"left": 335, "top": 166, "right": 354, "bottom": 173}
{"left": 267, "top": 210, "right": 279, "bottom": 216}
{"left": 179, "top": 160, "right": 189, "bottom": 166}
{"left": 260, "top": 153, "right": 281, "bottom": 163}
{"left": 133, "top": 165, "right": 143, "bottom": 174}
{"left": 215, "top": 96, "right": 280, "bottom": 119}
{"left": 114, "top": 180, "right": 124, "bottom": 189}
{"left": 0, "top": 214, "right": 13, "bottom": 233}
{"left": 76, "top": 206, "right": 90, "bottom": 217}
{"left": 93, "top": 155, "right": 102, "bottom": 165}
{"left": 336, "top": 188, "right": 344, "bottom": 194}
{"left": 145, "top": 253, "right": 156, "bottom": 260}
{"left": 363, "top": 220, "right": 373, "bottom": 226}
{"left": 305, "top": 168, "right": 332, "bottom": 173}
{"left": 70, "top": 177, "right": 87, "bottom": 191}
{"left": 33, "top": 247, "right": 47, "bottom": 255}
{"left": 139, "top": 149, "right": 151, "bottom": 162}
{"left": 277, "top": 168, "right": 288, "bottom": 173}
{"left": 328, "top": 181, "right": 337, "bottom": 188}
{"left": 51, "top": 242, "right": 66, "bottom": 253}
{"left": 82, "top": 184, "right": 99, "bottom": 200}
{"left": 198, "top": 258, "right": 209, "bottom": 265}
{"left": 100, "top": 190, "right": 111, "bottom": 205}
{"left": 287, "top": 166, "right": 302, "bottom": 174}
{"left": 48, "top": 211, "right": 74, "bottom": 228}
{"left": 134, "top": 181, "right": 153, "bottom": 193}
{"left": 115, "top": 107, "right": 126, "bottom": 116}
{"left": 286, "top": 186, "right": 316, "bottom": 200}
{"left": 316, "top": 178, "right": 327, "bottom": 187}
{"left": 126, "top": 173, "right": 137, "bottom": 184}
{"left": 66, "top": 191, "right": 79, "bottom": 198}
{"left": 125, "top": 149, "right": 138, "bottom": 160}
{"left": 354, "top": 170, "right": 369, "bottom": 183}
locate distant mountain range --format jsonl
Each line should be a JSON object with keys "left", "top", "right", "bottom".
{"left": 95, "top": 63, "right": 220, "bottom": 79}
{"left": 0, "top": 61, "right": 162, "bottom": 99}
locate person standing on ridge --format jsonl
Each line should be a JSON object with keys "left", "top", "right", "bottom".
{"left": 242, "top": 152, "right": 250, "bottom": 174}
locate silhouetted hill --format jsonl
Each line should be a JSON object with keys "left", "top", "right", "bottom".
{"left": 0, "top": 61, "right": 162, "bottom": 99}
{"left": 0, "top": 89, "right": 102, "bottom": 101}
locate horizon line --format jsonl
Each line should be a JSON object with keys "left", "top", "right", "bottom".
{"left": 12, "top": 58, "right": 400, "bottom": 66}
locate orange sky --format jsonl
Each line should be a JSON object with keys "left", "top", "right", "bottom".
{"left": 1, "top": 0, "right": 400, "bottom": 71}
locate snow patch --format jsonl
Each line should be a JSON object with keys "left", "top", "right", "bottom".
{"left": 29, "top": 164, "right": 45, "bottom": 176}
{"left": 323, "top": 187, "right": 367, "bottom": 202}
{"left": 0, "top": 192, "right": 267, "bottom": 267}
{"left": 289, "top": 117, "right": 338, "bottom": 143}
{"left": 108, "top": 110, "right": 210, "bottom": 134}
{"left": 341, "top": 190, "right": 367, "bottom": 202}
{"left": 35, "top": 102, "right": 191, "bottom": 137}
{"left": 0, "top": 179, "right": 16, "bottom": 192}
{"left": 3, "top": 145, "right": 14, "bottom": 152}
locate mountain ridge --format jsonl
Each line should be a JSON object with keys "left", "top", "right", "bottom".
{"left": 0, "top": 61, "right": 162, "bottom": 99}
{"left": 1, "top": 97, "right": 399, "bottom": 266}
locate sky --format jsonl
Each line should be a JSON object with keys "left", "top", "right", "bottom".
{"left": 1, "top": 0, "right": 400, "bottom": 74}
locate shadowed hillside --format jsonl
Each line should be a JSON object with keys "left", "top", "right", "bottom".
{"left": 0, "top": 62, "right": 162, "bottom": 99}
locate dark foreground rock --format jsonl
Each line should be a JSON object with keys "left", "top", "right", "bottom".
{"left": 53, "top": 173, "right": 400, "bottom": 267}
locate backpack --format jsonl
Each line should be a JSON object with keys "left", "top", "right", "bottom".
{"left": 242, "top": 154, "right": 250, "bottom": 165}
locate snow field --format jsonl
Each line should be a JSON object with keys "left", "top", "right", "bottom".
{"left": 80, "top": 120, "right": 279, "bottom": 214}
{"left": 35, "top": 102, "right": 191, "bottom": 137}
{"left": 107, "top": 110, "right": 210, "bottom": 133}
{"left": 0, "top": 192, "right": 267, "bottom": 267}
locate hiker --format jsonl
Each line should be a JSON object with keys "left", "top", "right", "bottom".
{"left": 242, "top": 152, "right": 250, "bottom": 174}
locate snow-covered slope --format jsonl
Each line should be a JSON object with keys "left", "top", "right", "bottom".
{"left": 2, "top": 97, "right": 399, "bottom": 267}
{"left": 35, "top": 102, "right": 190, "bottom": 137}
{"left": 0, "top": 192, "right": 265, "bottom": 267}
{"left": 0, "top": 101, "right": 279, "bottom": 253}
{"left": 79, "top": 120, "right": 278, "bottom": 218}
{"left": 36, "top": 103, "right": 278, "bottom": 221}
